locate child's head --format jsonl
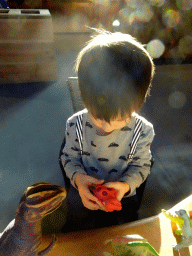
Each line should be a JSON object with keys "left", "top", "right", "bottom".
{"left": 75, "top": 30, "right": 155, "bottom": 124}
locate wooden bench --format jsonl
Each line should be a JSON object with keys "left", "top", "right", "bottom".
{"left": 0, "top": 9, "right": 57, "bottom": 84}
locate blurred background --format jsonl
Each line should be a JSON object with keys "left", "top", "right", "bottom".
{"left": 6, "top": 0, "right": 192, "bottom": 64}
{"left": 0, "top": 0, "right": 191, "bottom": 233}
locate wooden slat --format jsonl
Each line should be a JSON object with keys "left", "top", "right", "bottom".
{"left": 0, "top": 62, "right": 57, "bottom": 83}
{"left": 0, "top": 42, "right": 55, "bottom": 64}
{"left": 67, "top": 77, "right": 84, "bottom": 112}
{"left": 0, "top": 19, "right": 53, "bottom": 41}
{"left": 0, "top": 9, "right": 57, "bottom": 83}
{"left": 0, "top": 9, "right": 51, "bottom": 18}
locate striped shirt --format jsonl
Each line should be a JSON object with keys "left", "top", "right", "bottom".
{"left": 60, "top": 109, "right": 155, "bottom": 197}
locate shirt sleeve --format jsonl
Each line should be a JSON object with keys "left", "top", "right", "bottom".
{"left": 117, "top": 121, "right": 155, "bottom": 197}
{"left": 60, "top": 117, "right": 87, "bottom": 188}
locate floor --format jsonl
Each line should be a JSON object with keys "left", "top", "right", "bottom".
{"left": 0, "top": 25, "right": 192, "bottom": 232}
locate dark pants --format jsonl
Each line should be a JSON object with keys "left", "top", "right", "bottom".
{"left": 61, "top": 184, "right": 139, "bottom": 233}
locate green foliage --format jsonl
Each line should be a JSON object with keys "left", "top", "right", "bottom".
{"left": 110, "top": 241, "right": 159, "bottom": 256}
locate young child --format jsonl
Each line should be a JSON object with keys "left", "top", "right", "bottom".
{"left": 60, "top": 30, "right": 155, "bottom": 232}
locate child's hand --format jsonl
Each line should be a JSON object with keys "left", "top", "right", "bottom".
{"left": 75, "top": 174, "right": 107, "bottom": 211}
{"left": 104, "top": 181, "right": 130, "bottom": 201}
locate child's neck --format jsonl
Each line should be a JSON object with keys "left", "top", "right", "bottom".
{"left": 96, "top": 127, "right": 113, "bottom": 136}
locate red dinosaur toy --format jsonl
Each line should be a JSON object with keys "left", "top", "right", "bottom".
{"left": 93, "top": 185, "right": 122, "bottom": 212}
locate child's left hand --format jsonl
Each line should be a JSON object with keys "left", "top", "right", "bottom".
{"left": 104, "top": 181, "right": 130, "bottom": 201}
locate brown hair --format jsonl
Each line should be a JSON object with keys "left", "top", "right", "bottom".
{"left": 75, "top": 30, "right": 155, "bottom": 123}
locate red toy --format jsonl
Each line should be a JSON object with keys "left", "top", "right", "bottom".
{"left": 92, "top": 185, "right": 122, "bottom": 212}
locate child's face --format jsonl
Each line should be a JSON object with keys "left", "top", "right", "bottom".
{"left": 89, "top": 113, "right": 130, "bottom": 133}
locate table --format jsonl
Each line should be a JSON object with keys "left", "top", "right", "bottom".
{"left": 39, "top": 194, "right": 192, "bottom": 255}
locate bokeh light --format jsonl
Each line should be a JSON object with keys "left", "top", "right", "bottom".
{"left": 176, "top": 0, "right": 192, "bottom": 10}
{"left": 162, "top": 9, "right": 182, "bottom": 28}
{"left": 125, "top": 0, "right": 139, "bottom": 9}
{"left": 118, "top": 8, "right": 131, "bottom": 24}
{"left": 178, "top": 35, "right": 192, "bottom": 58}
{"left": 129, "top": 4, "right": 154, "bottom": 24}
{"left": 19, "top": 0, "right": 192, "bottom": 61}
{"left": 168, "top": 91, "right": 187, "bottom": 109}
{"left": 112, "top": 20, "right": 120, "bottom": 27}
{"left": 147, "top": 39, "right": 165, "bottom": 58}
{"left": 92, "top": 0, "right": 110, "bottom": 4}
{"left": 148, "top": 0, "right": 165, "bottom": 7}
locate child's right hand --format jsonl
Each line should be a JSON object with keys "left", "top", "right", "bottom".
{"left": 75, "top": 174, "right": 107, "bottom": 211}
